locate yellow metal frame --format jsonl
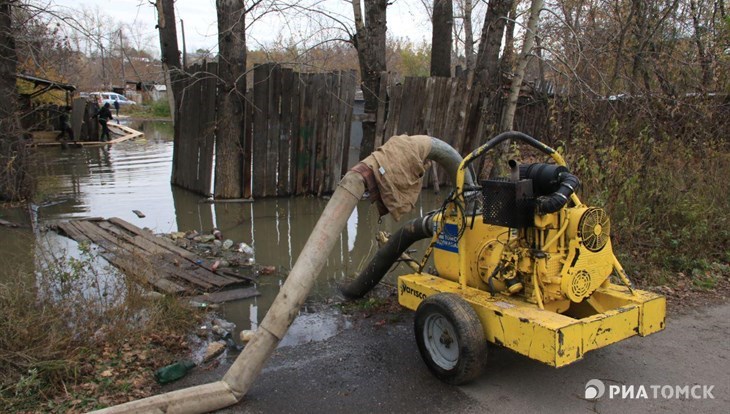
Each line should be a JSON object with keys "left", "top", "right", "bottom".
{"left": 398, "top": 274, "right": 665, "bottom": 367}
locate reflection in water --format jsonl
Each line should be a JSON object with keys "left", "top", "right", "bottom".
{"left": 2, "top": 120, "right": 446, "bottom": 344}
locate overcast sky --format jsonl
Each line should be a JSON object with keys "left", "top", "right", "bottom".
{"left": 51, "top": 0, "right": 433, "bottom": 57}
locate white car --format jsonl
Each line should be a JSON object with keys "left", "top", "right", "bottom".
{"left": 88, "top": 92, "right": 136, "bottom": 106}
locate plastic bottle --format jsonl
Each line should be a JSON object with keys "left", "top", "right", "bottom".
{"left": 154, "top": 360, "right": 196, "bottom": 384}
{"left": 212, "top": 228, "right": 222, "bottom": 240}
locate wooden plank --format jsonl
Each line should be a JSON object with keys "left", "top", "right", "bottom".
{"left": 94, "top": 221, "right": 233, "bottom": 289}
{"left": 310, "top": 74, "right": 325, "bottom": 193}
{"left": 384, "top": 82, "right": 402, "bottom": 140}
{"left": 189, "top": 287, "right": 260, "bottom": 304}
{"left": 57, "top": 221, "right": 90, "bottom": 243}
{"left": 278, "top": 68, "right": 294, "bottom": 196}
{"left": 373, "top": 71, "right": 388, "bottom": 149}
{"left": 265, "top": 64, "right": 281, "bottom": 197}
{"left": 175, "top": 67, "right": 194, "bottom": 190}
{"left": 66, "top": 220, "right": 189, "bottom": 294}
{"left": 243, "top": 87, "right": 254, "bottom": 199}
{"left": 106, "top": 218, "right": 252, "bottom": 284}
{"left": 252, "top": 64, "right": 270, "bottom": 198}
{"left": 198, "top": 61, "right": 218, "bottom": 195}
{"left": 108, "top": 217, "right": 214, "bottom": 266}
{"left": 323, "top": 72, "right": 336, "bottom": 193}
{"left": 332, "top": 71, "right": 345, "bottom": 185}
{"left": 71, "top": 98, "right": 85, "bottom": 138}
{"left": 297, "top": 73, "right": 314, "bottom": 194}
{"left": 97, "top": 221, "right": 240, "bottom": 287}
{"left": 289, "top": 72, "right": 301, "bottom": 194}
{"left": 110, "top": 251, "right": 188, "bottom": 295}
{"left": 340, "top": 70, "right": 356, "bottom": 177}
{"left": 56, "top": 218, "right": 256, "bottom": 293}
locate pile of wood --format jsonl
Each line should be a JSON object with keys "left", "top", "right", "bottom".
{"left": 54, "top": 217, "right": 256, "bottom": 297}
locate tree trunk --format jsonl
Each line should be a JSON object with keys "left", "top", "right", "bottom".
{"left": 431, "top": 0, "right": 453, "bottom": 77}
{"left": 353, "top": 0, "right": 387, "bottom": 160}
{"left": 465, "top": 0, "right": 512, "bottom": 161}
{"left": 690, "top": 0, "right": 713, "bottom": 89}
{"left": 473, "top": 0, "right": 513, "bottom": 90}
{"left": 488, "top": 0, "right": 543, "bottom": 178}
{"left": 156, "top": 0, "right": 182, "bottom": 123}
{"left": 499, "top": 1, "right": 517, "bottom": 75}
{"left": 463, "top": 0, "right": 475, "bottom": 71}
{"left": 214, "top": 0, "right": 246, "bottom": 199}
{"left": 0, "top": 1, "right": 30, "bottom": 201}
{"left": 500, "top": 0, "right": 543, "bottom": 131}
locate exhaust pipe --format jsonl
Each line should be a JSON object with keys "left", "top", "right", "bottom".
{"left": 92, "top": 135, "right": 467, "bottom": 414}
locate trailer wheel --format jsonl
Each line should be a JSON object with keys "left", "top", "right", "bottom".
{"left": 414, "top": 293, "right": 487, "bottom": 385}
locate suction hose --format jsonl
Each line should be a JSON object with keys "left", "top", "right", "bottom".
{"left": 340, "top": 214, "right": 434, "bottom": 299}
{"left": 93, "top": 136, "right": 466, "bottom": 414}
{"left": 339, "top": 137, "right": 472, "bottom": 300}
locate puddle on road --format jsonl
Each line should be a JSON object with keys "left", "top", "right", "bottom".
{"left": 278, "top": 307, "right": 352, "bottom": 348}
{"left": 0, "top": 120, "right": 444, "bottom": 346}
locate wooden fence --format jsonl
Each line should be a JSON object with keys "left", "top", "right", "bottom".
{"left": 374, "top": 75, "right": 555, "bottom": 184}
{"left": 250, "top": 64, "right": 356, "bottom": 198}
{"left": 171, "top": 63, "right": 356, "bottom": 198}
{"left": 171, "top": 62, "right": 218, "bottom": 196}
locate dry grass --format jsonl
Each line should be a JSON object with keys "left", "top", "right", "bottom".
{"left": 0, "top": 242, "right": 200, "bottom": 412}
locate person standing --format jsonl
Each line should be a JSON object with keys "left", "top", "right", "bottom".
{"left": 95, "top": 102, "right": 114, "bottom": 142}
{"left": 113, "top": 99, "right": 120, "bottom": 122}
{"left": 56, "top": 106, "right": 74, "bottom": 141}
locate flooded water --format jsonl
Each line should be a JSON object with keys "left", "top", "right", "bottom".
{"left": 0, "top": 120, "right": 444, "bottom": 346}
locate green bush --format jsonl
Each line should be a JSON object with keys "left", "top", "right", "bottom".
{"left": 562, "top": 103, "right": 730, "bottom": 286}
{"left": 150, "top": 100, "right": 171, "bottom": 118}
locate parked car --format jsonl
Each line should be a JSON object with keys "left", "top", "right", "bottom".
{"left": 88, "top": 92, "right": 136, "bottom": 106}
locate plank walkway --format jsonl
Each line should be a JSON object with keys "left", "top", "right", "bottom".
{"left": 54, "top": 217, "right": 257, "bottom": 296}
{"left": 29, "top": 123, "right": 143, "bottom": 147}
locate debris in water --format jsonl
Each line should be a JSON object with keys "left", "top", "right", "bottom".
{"left": 240, "top": 329, "right": 256, "bottom": 343}
{"left": 214, "top": 318, "right": 236, "bottom": 332}
{"left": 222, "top": 239, "right": 234, "bottom": 250}
{"left": 203, "top": 342, "right": 226, "bottom": 363}
{"left": 260, "top": 265, "right": 277, "bottom": 275}
{"left": 236, "top": 242, "right": 254, "bottom": 255}
{"left": 0, "top": 218, "right": 21, "bottom": 228}
{"left": 169, "top": 231, "right": 186, "bottom": 240}
{"left": 132, "top": 209, "right": 146, "bottom": 218}
{"left": 212, "top": 228, "right": 222, "bottom": 240}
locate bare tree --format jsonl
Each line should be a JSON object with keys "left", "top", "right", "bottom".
{"left": 155, "top": 0, "right": 182, "bottom": 123}
{"left": 461, "top": 0, "right": 474, "bottom": 70}
{"left": 473, "top": 0, "right": 514, "bottom": 90}
{"left": 352, "top": 0, "right": 387, "bottom": 159}
{"left": 431, "top": 0, "right": 453, "bottom": 77}
{"left": 500, "top": 0, "right": 543, "bottom": 132}
{"left": 499, "top": 0, "right": 518, "bottom": 75}
{"left": 0, "top": 0, "right": 31, "bottom": 201}
{"left": 214, "top": 0, "right": 248, "bottom": 199}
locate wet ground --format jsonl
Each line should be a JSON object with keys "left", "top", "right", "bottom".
{"left": 0, "top": 120, "right": 442, "bottom": 346}
{"left": 167, "top": 299, "right": 729, "bottom": 414}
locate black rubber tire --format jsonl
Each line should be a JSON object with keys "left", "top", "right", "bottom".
{"left": 414, "top": 293, "right": 488, "bottom": 385}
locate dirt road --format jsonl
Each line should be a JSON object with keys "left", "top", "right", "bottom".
{"left": 169, "top": 301, "right": 729, "bottom": 413}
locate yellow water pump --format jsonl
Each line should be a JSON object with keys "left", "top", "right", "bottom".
{"left": 342, "top": 132, "right": 666, "bottom": 385}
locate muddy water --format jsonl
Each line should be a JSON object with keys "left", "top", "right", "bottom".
{"left": 0, "top": 120, "right": 445, "bottom": 346}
